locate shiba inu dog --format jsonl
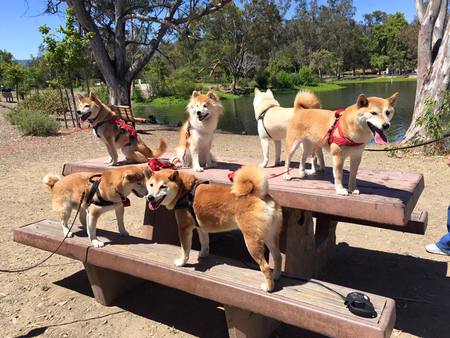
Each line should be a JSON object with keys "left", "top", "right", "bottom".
{"left": 145, "top": 166, "right": 283, "bottom": 292}
{"left": 253, "top": 88, "right": 324, "bottom": 170}
{"left": 284, "top": 92, "right": 399, "bottom": 195}
{"left": 76, "top": 93, "right": 166, "bottom": 166}
{"left": 174, "top": 90, "right": 223, "bottom": 172}
{"left": 43, "top": 166, "right": 151, "bottom": 248}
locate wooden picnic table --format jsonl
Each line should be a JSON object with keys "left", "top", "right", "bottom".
{"left": 62, "top": 155, "right": 426, "bottom": 277}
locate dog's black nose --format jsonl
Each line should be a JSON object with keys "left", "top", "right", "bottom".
{"left": 76, "top": 110, "right": 81, "bottom": 114}
{"left": 382, "top": 123, "right": 390, "bottom": 130}
{"left": 147, "top": 195, "right": 155, "bottom": 202}
{"left": 197, "top": 111, "right": 202, "bottom": 116}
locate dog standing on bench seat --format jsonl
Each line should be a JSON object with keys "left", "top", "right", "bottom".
{"left": 76, "top": 93, "right": 167, "bottom": 166}
{"left": 43, "top": 166, "right": 151, "bottom": 248}
{"left": 174, "top": 90, "right": 223, "bottom": 172}
{"left": 145, "top": 166, "right": 283, "bottom": 292}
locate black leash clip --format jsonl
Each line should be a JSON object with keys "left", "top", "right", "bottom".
{"left": 345, "top": 292, "right": 377, "bottom": 318}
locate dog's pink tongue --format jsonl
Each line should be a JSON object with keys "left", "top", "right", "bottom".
{"left": 148, "top": 202, "right": 156, "bottom": 211}
{"left": 374, "top": 130, "right": 388, "bottom": 145}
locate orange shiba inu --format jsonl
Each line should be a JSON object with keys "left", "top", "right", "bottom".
{"left": 76, "top": 93, "right": 166, "bottom": 166}
{"left": 145, "top": 166, "right": 283, "bottom": 292}
{"left": 284, "top": 92, "right": 399, "bottom": 195}
{"left": 43, "top": 166, "right": 151, "bottom": 248}
{"left": 174, "top": 90, "right": 223, "bottom": 172}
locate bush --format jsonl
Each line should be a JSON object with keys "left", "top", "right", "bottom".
{"left": 90, "top": 85, "right": 109, "bottom": 103}
{"left": 297, "top": 66, "right": 317, "bottom": 86}
{"left": 6, "top": 107, "right": 59, "bottom": 136}
{"left": 271, "top": 71, "right": 294, "bottom": 88}
{"left": 132, "top": 85, "right": 145, "bottom": 103}
{"left": 21, "top": 89, "right": 66, "bottom": 115}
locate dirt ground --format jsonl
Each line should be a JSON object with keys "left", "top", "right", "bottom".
{"left": 0, "top": 105, "right": 449, "bottom": 338}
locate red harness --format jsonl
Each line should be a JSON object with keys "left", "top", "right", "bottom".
{"left": 111, "top": 117, "right": 137, "bottom": 137}
{"left": 148, "top": 158, "right": 177, "bottom": 171}
{"left": 327, "top": 109, "right": 363, "bottom": 147}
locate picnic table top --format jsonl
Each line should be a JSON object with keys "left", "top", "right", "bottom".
{"left": 62, "top": 156, "right": 424, "bottom": 226}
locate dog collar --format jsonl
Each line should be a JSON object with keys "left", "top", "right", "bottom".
{"left": 327, "top": 109, "right": 364, "bottom": 147}
{"left": 174, "top": 180, "right": 210, "bottom": 227}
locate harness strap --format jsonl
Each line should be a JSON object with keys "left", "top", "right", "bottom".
{"left": 92, "top": 119, "right": 112, "bottom": 138}
{"left": 86, "top": 174, "right": 118, "bottom": 207}
{"left": 174, "top": 180, "right": 210, "bottom": 227}
{"left": 257, "top": 105, "right": 277, "bottom": 139}
{"left": 327, "top": 109, "right": 364, "bottom": 147}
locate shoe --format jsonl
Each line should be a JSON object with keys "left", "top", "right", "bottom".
{"left": 425, "top": 244, "right": 449, "bottom": 256}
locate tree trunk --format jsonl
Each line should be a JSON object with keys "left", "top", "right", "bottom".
{"left": 108, "top": 79, "right": 131, "bottom": 105}
{"left": 230, "top": 75, "right": 238, "bottom": 93}
{"left": 404, "top": 0, "right": 449, "bottom": 142}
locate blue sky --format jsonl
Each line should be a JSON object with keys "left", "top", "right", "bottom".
{"left": 1, "top": 0, "right": 417, "bottom": 60}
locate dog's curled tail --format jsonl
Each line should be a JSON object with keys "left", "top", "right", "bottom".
{"left": 43, "top": 174, "right": 61, "bottom": 191}
{"left": 294, "top": 91, "right": 320, "bottom": 110}
{"left": 231, "top": 166, "right": 268, "bottom": 198}
{"left": 152, "top": 138, "right": 167, "bottom": 158}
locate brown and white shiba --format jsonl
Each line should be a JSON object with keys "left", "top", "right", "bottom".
{"left": 76, "top": 93, "right": 166, "bottom": 166}
{"left": 145, "top": 166, "right": 283, "bottom": 292}
{"left": 284, "top": 92, "right": 399, "bottom": 195}
{"left": 43, "top": 166, "right": 151, "bottom": 248}
{"left": 174, "top": 90, "right": 223, "bottom": 172}
{"left": 253, "top": 88, "right": 324, "bottom": 171}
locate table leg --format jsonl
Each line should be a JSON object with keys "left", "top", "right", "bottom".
{"left": 83, "top": 263, "right": 143, "bottom": 306}
{"left": 224, "top": 305, "right": 280, "bottom": 338}
{"left": 274, "top": 208, "right": 337, "bottom": 278}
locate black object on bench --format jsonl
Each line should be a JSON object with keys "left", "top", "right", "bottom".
{"left": 14, "top": 220, "right": 396, "bottom": 338}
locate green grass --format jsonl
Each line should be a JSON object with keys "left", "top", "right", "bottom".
{"left": 296, "top": 82, "right": 345, "bottom": 92}
{"left": 331, "top": 76, "right": 416, "bottom": 85}
{"left": 132, "top": 90, "right": 241, "bottom": 107}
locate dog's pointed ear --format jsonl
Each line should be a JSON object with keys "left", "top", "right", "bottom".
{"left": 125, "top": 171, "right": 144, "bottom": 183}
{"left": 75, "top": 93, "right": 83, "bottom": 102}
{"left": 266, "top": 89, "right": 274, "bottom": 96}
{"left": 191, "top": 90, "right": 200, "bottom": 99}
{"left": 207, "top": 90, "right": 219, "bottom": 102}
{"left": 144, "top": 168, "right": 152, "bottom": 179}
{"left": 89, "top": 92, "right": 98, "bottom": 101}
{"left": 356, "top": 94, "right": 368, "bottom": 108}
{"left": 254, "top": 87, "right": 261, "bottom": 95}
{"left": 387, "top": 92, "right": 400, "bottom": 106}
{"left": 168, "top": 170, "right": 179, "bottom": 181}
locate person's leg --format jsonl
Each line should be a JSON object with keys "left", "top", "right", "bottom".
{"left": 435, "top": 206, "right": 450, "bottom": 254}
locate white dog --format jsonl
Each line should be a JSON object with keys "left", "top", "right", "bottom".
{"left": 175, "top": 90, "right": 223, "bottom": 172}
{"left": 253, "top": 88, "right": 323, "bottom": 170}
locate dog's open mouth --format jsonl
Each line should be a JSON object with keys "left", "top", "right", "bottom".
{"left": 80, "top": 112, "right": 91, "bottom": 122}
{"left": 198, "top": 113, "right": 209, "bottom": 122}
{"left": 367, "top": 122, "right": 388, "bottom": 145}
{"left": 147, "top": 195, "right": 165, "bottom": 211}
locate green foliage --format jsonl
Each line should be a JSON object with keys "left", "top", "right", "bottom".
{"left": 417, "top": 94, "right": 450, "bottom": 154}
{"left": 132, "top": 86, "right": 145, "bottom": 103}
{"left": 20, "top": 89, "right": 66, "bottom": 114}
{"left": 271, "top": 71, "right": 294, "bottom": 88}
{"left": 6, "top": 107, "right": 59, "bottom": 136}
{"left": 90, "top": 86, "right": 109, "bottom": 103}
{"left": 297, "top": 66, "right": 317, "bottom": 86}
{"left": 255, "top": 69, "right": 269, "bottom": 89}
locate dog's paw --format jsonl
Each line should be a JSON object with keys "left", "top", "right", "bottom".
{"left": 283, "top": 173, "right": 292, "bottom": 181}
{"left": 259, "top": 161, "right": 268, "bottom": 168}
{"left": 91, "top": 239, "right": 105, "bottom": 248}
{"left": 260, "top": 281, "right": 274, "bottom": 292}
{"left": 350, "top": 189, "right": 360, "bottom": 195}
{"left": 199, "top": 248, "right": 210, "bottom": 258}
{"left": 193, "top": 166, "right": 204, "bottom": 172}
{"left": 298, "top": 170, "right": 306, "bottom": 178}
{"left": 174, "top": 258, "right": 187, "bottom": 267}
{"left": 63, "top": 230, "right": 74, "bottom": 238}
{"left": 104, "top": 158, "right": 113, "bottom": 164}
{"left": 305, "top": 169, "right": 317, "bottom": 175}
{"left": 336, "top": 188, "right": 349, "bottom": 196}
{"left": 119, "top": 230, "right": 129, "bottom": 237}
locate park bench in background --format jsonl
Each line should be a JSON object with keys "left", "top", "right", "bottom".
{"left": 2, "top": 91, "right": 14, "bottom": 102}
{"left": 110, "top": 104, "right": 146, "bottom": 129}
{"left": 15, "top": 156, "right": 427, "bottom": 337}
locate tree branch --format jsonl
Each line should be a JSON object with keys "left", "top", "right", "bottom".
{"left": 433, "top": 0, "right": 448, "bottom": 45}
{"left": 416, "top": 0, "right": 425, "bottom": 24}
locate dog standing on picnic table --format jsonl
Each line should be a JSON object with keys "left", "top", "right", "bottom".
{"left": 173, "top": 90, "right": 223, "bottom": 172}
{"left": 284, "top": 91, "right": 399, "bottom": 195}
{"left": 43, "top": 166, "right": 151, "bottom": 248}
{"left": 76, "top": 92, "right": 167, "bottom": 166}
{"left": 145, "top": 166, "right": 283, "bottom": 292}
{"left": 253, "top": 88, "right": 324, "bottom": 170}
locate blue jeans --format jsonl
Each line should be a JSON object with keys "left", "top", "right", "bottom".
{"left": 436, "top": 206, "right": 450, "bottom": 254}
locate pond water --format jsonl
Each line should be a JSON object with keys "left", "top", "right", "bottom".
{"left": 134, "top": 81, "right": 416, "bottom": 141}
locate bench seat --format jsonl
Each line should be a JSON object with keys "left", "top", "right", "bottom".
{"left": 14, "top": 220, "right": 396, "bottom": 338}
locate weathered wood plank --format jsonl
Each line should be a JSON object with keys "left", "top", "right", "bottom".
{"left": 62, "top": 156, "right": 424, "bottom": 226}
